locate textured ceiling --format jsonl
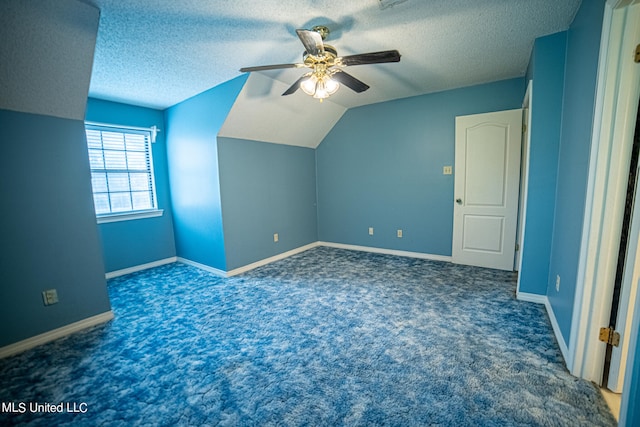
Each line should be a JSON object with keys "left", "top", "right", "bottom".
{"left": 87, "top": 0, "right": 582, "bottom": 110}
{"left": 1, "top": 0, "right": 99, "bottom": 120}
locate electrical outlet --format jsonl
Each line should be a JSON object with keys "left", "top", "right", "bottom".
{"left": 397, "top": 229, "right": 403, "bottom": 238}
{"left": 443, "top": 166, "right": 453, "bottom": 175}
{"left": 273, "top": 233, "right": 279, "bottom": 243}
{"left": 42, "top": 289, "right": 58, "bottom": 306}
{"left": 556, "top": 275, "right": 561, "bottom": 292}
{"left": 369, "top": 227, "right": 374, "bottom": 236}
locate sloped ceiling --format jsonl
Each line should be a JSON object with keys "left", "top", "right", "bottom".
{"left": 87, "top": 0, "right": 582, "bottom": 111}
{"left": 219, "top": 73, "right": 346, "bottom": 148}
{"left": 0, "top": 0, "right": 99, "bottom": 120}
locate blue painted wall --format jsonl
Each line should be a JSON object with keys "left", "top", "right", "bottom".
{"left": 518, "top": 32, "right": 567, "bottom": 295}
{"left": 217, "top": 137, "right": 318, "bottom": 270}
{"left": 0, "top": 110, "right": 112, "bottom": 347}
{"left": 0, "top": 0, "right": 110, "bottom": 349}
{"left": 317, "top": 78, "right": 524, "bottom": 255}
{"left": 164, "top": 75, "right": 247, "bottom": 271}
{"left": 85, "top": 98, "right": 176, "bottom": 272}
{"left": 546, "top": 0, "right": 605, "bottom": 344}
{"left": 622, "top": 290, "right": 640, "bottom": 426}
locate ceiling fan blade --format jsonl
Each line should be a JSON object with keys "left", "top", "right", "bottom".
{"left": 282, "top": 75, "right": 308, "bottom": 96}
{"left": 240, "top": 63, "right": 302, "bottom": 73}
{"left": 331, "top": 71, "right": 370, "bottom": 93}
{"left": 296, "top": 29, "right": 324, "bottom": 56}
{"left": 339, "top": 50, "right": 401, "bottom": 66}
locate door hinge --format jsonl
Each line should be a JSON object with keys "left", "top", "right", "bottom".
{"left": 635, "top": 44, "right": 640, "bottom": 63}
{"left": 515, "top": 243, "right": 520, "bottom": 251}
{"left": 522, "top": 123, "right": 527, "bottom": 133}
{"left": 599, "top": 327, "right": 620, "bottom": 347}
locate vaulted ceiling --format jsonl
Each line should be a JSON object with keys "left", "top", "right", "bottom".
{"left": 88, "top": 0, "right": 582, "bottom": 111}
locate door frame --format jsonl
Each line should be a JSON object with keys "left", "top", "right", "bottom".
{"left": 607, "top": 138, "right": 640, "bottom": 392}
{"left": 568, "top": 0, "right": 640, "bottom": 413}
{"left": 516, "top": 81, "right": 533, "bottom": 278}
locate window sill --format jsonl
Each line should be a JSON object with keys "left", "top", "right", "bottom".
{"left": 97, "top": 209, "right": 164, "bottom": 224}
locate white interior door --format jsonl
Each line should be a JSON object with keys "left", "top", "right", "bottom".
{"left": 452, "top": 109, "right": 523, "bottom": 271}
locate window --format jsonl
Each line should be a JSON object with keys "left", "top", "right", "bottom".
{"left": 85, "top": 123, "right": 161, "bottom": 222}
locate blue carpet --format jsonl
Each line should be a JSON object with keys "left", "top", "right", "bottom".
{"left": 0, "top": 247, "right": 616, "bottom": 426}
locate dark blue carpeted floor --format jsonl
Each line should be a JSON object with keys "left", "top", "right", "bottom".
{"left": 0, "top": 247, "right": 617, "bottom": 426}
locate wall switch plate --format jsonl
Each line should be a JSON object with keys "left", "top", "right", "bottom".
{"left": 369, "top": 227, "right": 374, "bottom": 236}
{"left": 443, "top": 166, "right": 453, "bottom": 175}
{"left": 397, "top": 229, "right": 403, "bottom": 238}
{"left": 274, "top": 233, "right": 279, "bottom": 242}
{"left": 42, "top": 289, "right": 58, "bottom": 306}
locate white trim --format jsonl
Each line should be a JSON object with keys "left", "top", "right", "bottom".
{"left": 226, "top": 242, "right": 321, "bottom": 276}
{"left": 545, "top": 297, "right": 570, "bottom": 362}
{"left": 0, "top": 311, "right": 114, "bottom": 359}
{"left": 516, "top": 291, "right": 547, "bottom": 305}
{"left": 516, "top": 80, "right": 533, "bottom": 286}
{"left": 517, "top": 293, "right": 569, "bottom": 361}
{"left": 178, "top": 242, "right": 451, "bottom": 278}
{"left": 570, "top": 1, "right": 640, "bottom": 383}
{"left": 97, "top": 209, "right": 164, "bottom": 224}
{"left": 609, "top": 179, "right": 640, "bottom": 391}
{"left": 85, "top": 121, "right": 161, "bottom": 143}
{"left": 607, "top": 0, "right": 640, "bottom": 8}
{"left": 177, "top": 257, "right": 228, "bottom": 277}
{"left": 178, "top": 242, "right": 322, "bottom": 278}
{"left": 105, "top": 256, "right": 177, "bottom": 279}
{"left": 319, "top": 241, "right": 452, "bottom": 262}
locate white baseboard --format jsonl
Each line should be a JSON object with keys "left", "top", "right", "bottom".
{"left": 177, "top": 242, "right": 321, "bottom": 278}
{"left": 516, "top": 292, "right": 548, "bottom": 305}
{"left": 517, "top": 292, "right": 569, "bottom": 364}
{"left": 179, "top": 242, "right": 449, "bottom": 278}
{"left": 0, "top": 311, "right": 114, "bottom": 359}
{"left": 545, "top": 298, "right": 570, "bottom": 364}
{"left": 226, "top": 242, "right": 321, "bottom": 276}
{"left": 106, "top": 257, "right": 177, "bottom": 279}
{"left": 177, "top": 257, "right": 228, "bottom": 277}
{"left": 318, "top": 241, "right": 452, "bottom": 262}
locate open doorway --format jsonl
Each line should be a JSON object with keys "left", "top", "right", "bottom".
{"left": 570, "top": 0, "right": 640, "bottom": 424}
{"left": 603, "top": 97, "right": 640, "bottom": 391}
{"left": 601, "top": 96, "right": 640, "bottom": 420}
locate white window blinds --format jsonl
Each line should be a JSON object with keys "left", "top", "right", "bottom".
{"left": 85, "top": 124, "right": 158, "bottom": 216}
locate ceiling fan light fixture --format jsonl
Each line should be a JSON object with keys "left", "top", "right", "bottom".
{"left": 324, "top": 77, "right": 339, "bottom": 94}
{"left": 300, "top": 75, "right": 318, "bottom": 96}
{"left": 313, "top": 81, "right": 329, "bottom": 99}
{"left": 301, "top": 73, "right": 340, "bottom": 100}
{"left": 240, "top": 26, "right": 400, "bottom": 100}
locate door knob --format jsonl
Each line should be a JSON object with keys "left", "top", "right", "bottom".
{"left": 456, "top": 198, "right": 463, "bottom": 205}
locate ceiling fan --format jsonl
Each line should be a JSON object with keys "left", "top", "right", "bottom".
{"left": 239, "top": 25, "right": 401, "bottom": 101}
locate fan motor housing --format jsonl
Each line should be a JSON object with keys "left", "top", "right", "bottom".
{"left": 303, "top": 45, "right": 338, "bottom": 67}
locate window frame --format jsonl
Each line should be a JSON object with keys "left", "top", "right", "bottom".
{"left": 84, "top": 122, "right": 163, "bottom": 224}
